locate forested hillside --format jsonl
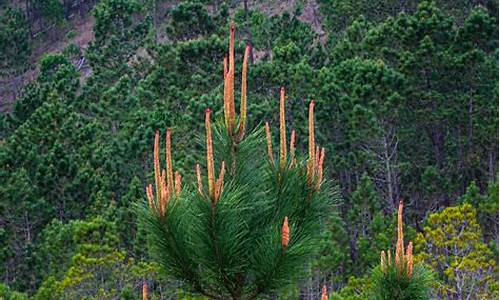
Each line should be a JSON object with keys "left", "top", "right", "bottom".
{"left": 0, "top": 0, "right": 498, "bottom": 299}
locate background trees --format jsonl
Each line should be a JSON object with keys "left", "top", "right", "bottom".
{"left": 0, "top": 8, "right": 31, "bottom": 76}
{"left": 415, "top": 204, "right": 498, "bottom": 299}
{"left": 0, "top": 0, "right": 497, "bottom": 298}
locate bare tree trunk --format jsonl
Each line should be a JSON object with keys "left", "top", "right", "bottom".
{"left": 457, "top": 127, "right": 466, "bottom": 194}
{"left": 23, "top": 211, "right": 32, "bottom": 243}
{"left": 428, "top": 125, "right": 450, "bottom": 207}
{"left": 383, "top": 134, "right": 395, "bottom": 207}
{"left": 467, "top": 97, "right": 473, "bottom": 152}
{"left": 488, "top": 147, "right": 496, "bottom": 182}
{"left": 366, "top": 125, "right": 400, "bottom": 212}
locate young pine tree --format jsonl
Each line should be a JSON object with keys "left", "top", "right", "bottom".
{"left": 138, "top": 24, "right": 335, "bottom": 300}
{"left": 371, "top": 201, "right": 433, "bottom": 300}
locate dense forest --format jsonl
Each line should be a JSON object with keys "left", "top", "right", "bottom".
{"left": 0, "top": 0, "right": 498, "bottom": 299}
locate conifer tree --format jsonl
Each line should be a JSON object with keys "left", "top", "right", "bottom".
{"left": 415, "top": 203, "right": 498, "bottom": 299}
{"left": 138, "top": 24, "right": 335, "bottom": 300}
{"left": 371, "top": 201, "right": 432, "bottom": 300}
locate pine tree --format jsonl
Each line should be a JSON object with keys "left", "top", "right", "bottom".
{"left": 414, "top": 203, "right": 498, "bottom": 299}
{"left": 371, "top": 201, "right": 432, "bottom": 300}
{"left": 138, "top": 24, "right": 335, "bottom": 300}
{"left": 0, "top": 8, "right": 31, "bottom": 76}
{"left": 34, "top": 217, "right": 156, "bottom": 300}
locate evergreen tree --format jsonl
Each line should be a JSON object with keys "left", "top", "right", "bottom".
{"left": 0, "top": 8, "right": 31, "bottom": 75}
{"left": 347, "top": 174, "right": 391, "bottom": 275}
{"left": 460, "top": 180, "right": 499, "bottom": 244}
{"left": 316, "top": 211, "right": 351, "bottom": 288}
{"left": 371, "top": 201, "right": 433, "bottom": 300}
{"left": 0, "top": 283, "right": 29, "bottom": 300}
{"left": 167, "top": 1, "right": 216, "bottom": 41}
{"left": 415, "top": 203, "right": 499, "bottom": 299}
{"left": 88, "top": 0, "right": 149, "bottom": 72}
{"left": 139, "top": 25, "right": 336, "bottom": 299}
{"left": 34, "top": 217, "right": 157, "bottom": 300}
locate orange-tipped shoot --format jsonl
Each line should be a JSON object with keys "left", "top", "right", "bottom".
{"left": 315, "top": 146, "right": 320, "bottom": 166}
{"left": 223, "top": 67, "right": 232, "bottom": 131}
{"left": 175, "top": 171, "right": 182, "bottom": 195}
{"left": 227, "top": 67, "right": 235, "bottom": 133}
{"left": 227, "top": 22, "right": 236, "bottom": 133}
{"left": 380, "top": 250, "right": 387, "bottom": 273}
{"left": 146, "top": 184, "right": 154, "bottom": 209}
{"left": 237, "top": 45, "right": 250, "bottom": 141}
{"left": 265, "top": 122, "right": 274, "bottom": 164}
{"left": 406, "top": 242, "right": 413, "bottom": 278}
{"left": 221, "top": 24, "right": 251, "bottom": 140}
{"left": 142, "top": 282, "right": 148, "bottom": 300}
{"left": 223, "top": 55, "right": 228, "bottom": 81}
{"left": 290, "top": 129, "right": 296, "bottom": 166}
{"left": 196, "top": 164, "right": 203, "bottom": 195}
{"left": 160, "top": 169, "right": 167, "bottom": 215}
{"left": 279, "top": 87, "right": 287, "bottom": 169}
{"left": 214, "top": 161, "right": 226, "bottom": 202}
{"left": 395, "top": 200, "right": 404, "bottom": 271}
{"left": 316, "top": 147, "right": 325, "bottom": 190}
{"left": 154, "top": 130, "right": 160, "bottom": 205}
{"left": 307, "top": 100, "right": 316, "bottom": 185}
{"left": 381, "top": 199, "right": 414, "bottom": 279}
{"left": 281, "top": 216, "right": 289, "bottom": 248}
{"left": 205, "top": 109, "right": 215, "bottom": 200}
{"left": 165, "top": 128, "right": 174, "bottom": 194}
{"left": 321, "top": 285, "right": 328, "bottom": 300}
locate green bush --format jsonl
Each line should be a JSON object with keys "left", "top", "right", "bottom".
{"left": 370, "top": 264, "right": 433, "bottom": 300}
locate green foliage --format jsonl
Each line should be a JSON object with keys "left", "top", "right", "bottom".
{"left": 460, "top": 180, "right": 499, "bottom": 243}
{"left": 62, "top": 43, "right": 82, "bottom": 60}
{"left": 92, "top": 0, "right": 142, "bottom": 40}
{"left": 318, "top": 0, "right": 415, "bottom": 35}
{"left": 370, "top": 264, "right": 433, "bottom": 300}
{"left": 317, "top": 174, "right": 393, "bottom": 285}
{"left": 415, "top": 204, "right": 499, "bottom": 299}
{"left": 89, "top": 0, "right": 149, "bottom": 71}
{"left": 315, "top": 211, "right": 351, "bottom": 285}
{"left": 38, "top": 0, "right": 64, "bottom": 24}
{"left": 233, "top": 10, "right": 271, "bottom": 49}
{"left": 0, "top": 95, "right": 104, "bottom": 290}
{"left": 347, "top": 175, "right": 389, "bottom": 269}
{"left": 139, "top": 122, "right": 337, "bottom": 299}
{"left": 0, "top": 0, "right": 497, "bottom": 298}
{"left": 269, "top": 12, "right": 317, "bottom": 55}
{"left": 0, "top": 8, "right": 31, "bottom": 75}
{"left": 167, "top": 1, "right": 216, "bottom": 41}
{"left": 35, "top": 220, "right": 78, "bottom": 281}
{"left": 7, "top": 54, "right": 79, "bottom": 128}
{"left": 332, "top": 276, "right": 371, "bottom": 300}
{"left": 34, "top": 217, "right": 157, "bottom": 300}
{"left": 66, "top": 30, "right": 77, "bottom": 40}
{"left": 0, "top": 283, "right": 29, "bottom": 300}
{"left": 323, "top": 1, "right": 498, "bottom": 216}
{"left": 115, "top": 177, "right": 149, "bottom": 256}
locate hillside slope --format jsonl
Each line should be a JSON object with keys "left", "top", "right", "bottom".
{"left": 0, "top": 0, "right": 498, "bottom": 299}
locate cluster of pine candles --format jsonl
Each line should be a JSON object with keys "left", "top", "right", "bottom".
{"left": 144, "top": 24, "right": 325, "bottom": 218}
{"left": 138, "top": 23, "right": 420, "bottom": 300}
{"left": 380, "top": 201, "right": 413, "bottom": 279}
